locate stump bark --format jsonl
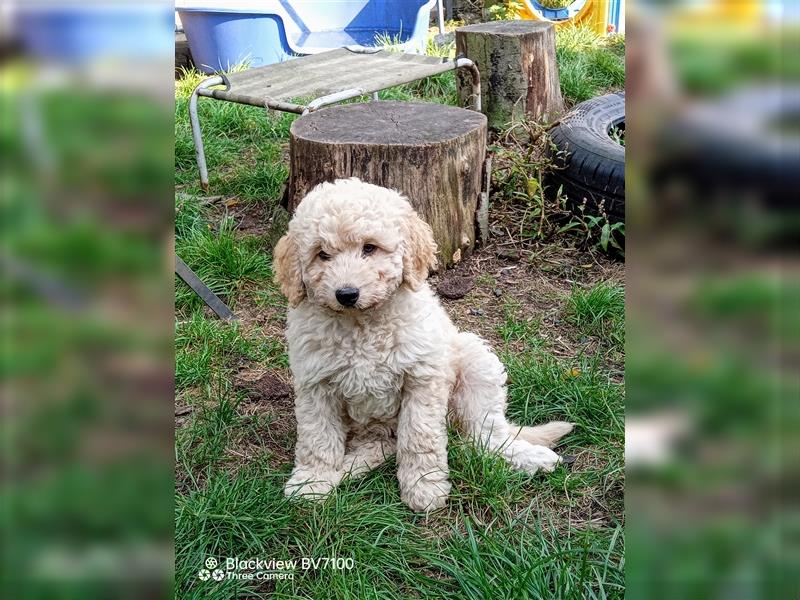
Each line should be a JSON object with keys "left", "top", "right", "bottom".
{"left": 288, "top": 101, "right": 487, "bottom": 267}
{"left": 455, "top": 20, "right": 564, "bottom": 130}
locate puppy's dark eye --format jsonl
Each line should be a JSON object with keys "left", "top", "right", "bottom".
{"left": 362, "top": 244, "right": 377, "bottom": 256}
{"left": 318, "top": 250, "right": 331, "bottom": 261}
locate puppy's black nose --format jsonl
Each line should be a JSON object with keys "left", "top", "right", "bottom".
{"left": 335, "top": 287, "right": 360, "bottom": 307}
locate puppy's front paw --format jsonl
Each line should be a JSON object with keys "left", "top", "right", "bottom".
{"left": 508, "top": 441, "right": 562, "bottom": 474}
{"left": 400, "top": 473, "right": 451, "bottom": 513}
{"left": 284, "top": 467, "right": 341, "bottom": 501}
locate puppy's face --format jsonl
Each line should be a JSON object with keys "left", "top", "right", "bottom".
{"left": 273, "top": 179, "right": 437, "bottom": 312}
{"left": 303, "top": 219, "right": 405, "bottom": 312}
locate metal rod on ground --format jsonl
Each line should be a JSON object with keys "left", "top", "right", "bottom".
{"left": 175, "top": 255, "right": 237, "bottom": 321}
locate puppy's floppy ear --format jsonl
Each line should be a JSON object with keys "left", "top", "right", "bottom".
{"left": 273, "top": 232, "right": 305, "bottom": 307}
{"left": 402, "top": 211, "right": 438, "bottom": 291}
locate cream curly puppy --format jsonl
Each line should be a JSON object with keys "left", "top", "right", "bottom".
{"left": 274, "top": 178, "right": 573, "bottom": 512}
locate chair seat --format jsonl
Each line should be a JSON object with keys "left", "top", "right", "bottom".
{"left": 203, "top": 48, "right": 456, "bottom": 111}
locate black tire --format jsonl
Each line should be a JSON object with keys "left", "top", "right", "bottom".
{"left": 545, "top": 92, "right": 625, "bottom": 224}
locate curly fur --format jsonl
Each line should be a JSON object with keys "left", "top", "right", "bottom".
{"left": 274, "top": 178, "right": 573, "bottom": 512}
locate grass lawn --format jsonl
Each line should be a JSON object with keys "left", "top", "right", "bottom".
{"left": 175, "top": 25, "right": 625, "bottom": 599}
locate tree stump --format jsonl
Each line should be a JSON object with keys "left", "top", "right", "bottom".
{"left": 288, "top": 101, "right": 487, "bottom": 267}
{"left": 455, "top": 20, "right": 564, "bottom": 130}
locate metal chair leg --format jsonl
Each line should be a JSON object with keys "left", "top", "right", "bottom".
{"left": 189, "top": 76, "right": 224, "bottom": 192}
{"left": 455, "top": 58, "right": 482, "bottom": 113}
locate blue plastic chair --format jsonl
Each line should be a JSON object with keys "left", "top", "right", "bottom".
{"left": 177, "top": 0, "right": 440, "bottom": 73}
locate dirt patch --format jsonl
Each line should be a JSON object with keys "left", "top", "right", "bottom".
{"left": 437, "top": 275, "right": 475, "bottom": 299}
{"left": 231, "top": 367, "right": 296, "bottom": 468}
{"left": 234, "top": 298, "right": 288, "bottom": 344}
{"left": 188, "top": 189, "right": 290, "bottom": 247}
{"left": 236, "top": 369, "right": 292, "bottom": 404}
{"left": 430, "top": 239, "right": 623, "bottom": 360}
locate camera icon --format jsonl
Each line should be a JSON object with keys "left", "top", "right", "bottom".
{"left": 205, "top": 557, "right": 218, "bottom": 569}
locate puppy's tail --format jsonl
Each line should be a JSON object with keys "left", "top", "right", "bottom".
{"left": 450, "top": 332, "right": 573, "bottom": 452}
{"left": 515, "top": 421, "right": 574, "bottom": 448}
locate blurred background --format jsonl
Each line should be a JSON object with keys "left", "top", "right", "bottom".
{"left": 625, "top": 0, "right": 798, "bottom": 597}
{"left": 1, "top": 0, "right": 797, "bottom": 598}
{"left": 1, "top": 1, "right": 174, "bottom": 598}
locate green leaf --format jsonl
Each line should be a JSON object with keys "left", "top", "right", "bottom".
{"left": 600, "top": 222, "right": 611, "bottom": 251}
{"left": 586, "top": 215, "right": 602, "bottom": 228}
{"left": 558, "top": 222, "right": 582, "bottom": 234}
{"left": 526, "top": 177, "right": 540, "bottom": 197}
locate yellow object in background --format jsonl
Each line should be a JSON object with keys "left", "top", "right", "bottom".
{"left": 518, "top": 0, "right": 611, "bottom": 36}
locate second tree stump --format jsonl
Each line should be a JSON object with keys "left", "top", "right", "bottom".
{"left": 288, "top": 101, "right": 487, "bottom": 267}
{"left": 456, "top": 20, "right": 565, "bottom": 129}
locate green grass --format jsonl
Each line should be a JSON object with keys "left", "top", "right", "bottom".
{"left": 426, "top": 516, "right": 624, "bottom": 599}
{"left": 691, "top": 274, "right": 798, "bottom": 340}
{"left": 497, "top": 299, "right": 541, "bottom": 345}
{"left": 566, "top": 282, "right": 625, "bottom": 346}
{"left": 176, "top": 312, "right": 286, "bottom": 391}
{"left": 556, "top": 27, "right": 625, "bottom": 105}
{"left": 175, "top": 344, "right": 624, "bottom": 597}
{"left": 174, "top": 29, "right": 625, "bottom": 598}
{"left": 609, "top": 124, "right": 625, "bottom": 147}
{"left": 175, "top": 68, "right": 293, "bottom": 199}
{"left": 174, "top": 283, "right": 625, "bottom": 598}
{"left": 503, "top": 348, "right": 624, "bottom": 447}
{"left": 175, "top": 194, "right": 273, "bottom": 312}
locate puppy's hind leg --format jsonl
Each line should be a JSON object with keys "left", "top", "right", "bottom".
{"left": 449, "top": 333, "right": 573, "bottom": 474}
